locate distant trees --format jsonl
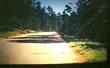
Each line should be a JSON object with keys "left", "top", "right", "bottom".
{"left": 47, "top": 6, "right": 57, "bottom": 31}
{"left": 64, "top": 5, "right": 73, "bottom": 14}
{"left": 31, "top": 1, "right": 46, "bottom": 30}
{"left": 60, "top": 11, "right": 69, "bottom": 35}
{"left": 0, "top": 0, "right": 106, "bottom": 42}
{"left": 31, "top": 1, "right": 58, "bottom": 31}
{"left": 0, "top": 0, "right": 58, "bottom": 32}
{"left": 59, "top": 4, "right": 78, "bottom": 36}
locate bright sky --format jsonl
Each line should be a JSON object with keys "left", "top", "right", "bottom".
{"left": 35, "top": 0, "right": 78, "bottom": 14}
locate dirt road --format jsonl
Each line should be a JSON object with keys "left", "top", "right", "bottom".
{"left": 0, "top": 32, "right": 85, "bottom": 64}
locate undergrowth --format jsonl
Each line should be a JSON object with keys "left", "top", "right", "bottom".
{"left": 68, "top": 41, "right": 106, "bottom": 63}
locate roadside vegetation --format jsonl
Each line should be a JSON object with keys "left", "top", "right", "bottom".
{"left": 0, "top": 29, "right": 37, "bottom": 39}
{"left": 68, "top": 41, "right": 106, "bottom": 63}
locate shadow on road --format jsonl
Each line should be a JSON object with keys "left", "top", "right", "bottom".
{"left": 8, "top": 39, "right": 64, "bottom": 43}
{"left": 7, "top": 34, "right": 64, "bottom": 43}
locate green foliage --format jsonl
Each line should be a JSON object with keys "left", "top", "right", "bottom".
{"left": 0, "top": 0, "right": 107, "bottom": 43}
{"left": 59, "top": 0, "right": 107, "bottom": 43}
{"left": 0, "top": 0, "right": 59, "bottom": 37}
{"left": 31, "top": 1, "right": 58, "bottom": 31}
{"left": 68, "top": 41, "right": 106, "bottom": 62}
{"left": 76, "top": 0, "right": 107, "bottom": 42}
{"left": 83, "top": 48, "right": 106, "bottom": 62}
{"left": 0, "top": 0, "right": 32, "bottom": 32}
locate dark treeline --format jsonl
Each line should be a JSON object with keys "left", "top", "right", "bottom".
{"left": 0, "top": 0, "right": 32, "bottom": 31}
{"left": 60, "top": 0, "right": 107, "bottom": 42}
{"left": 0, "top": 0, "right": 107, "bottom": 42}
{"left": 75, "top": 0, "right": 107, "bottom": 42}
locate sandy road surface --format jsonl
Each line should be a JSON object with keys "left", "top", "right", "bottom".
{"left": 0, "top": 32, "right": 85, "bottom": 64}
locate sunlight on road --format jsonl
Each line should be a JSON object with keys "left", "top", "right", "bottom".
{"left": 0, "top": 32, "right": 83, "bottom": 64}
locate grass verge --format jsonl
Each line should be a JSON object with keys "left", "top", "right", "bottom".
{"left": 68, "top": 41, "right": 107, "bottom": 63}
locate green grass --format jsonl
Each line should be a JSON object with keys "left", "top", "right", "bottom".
{"left": 68, "top": 41, "right": 106, "bottom": 63}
